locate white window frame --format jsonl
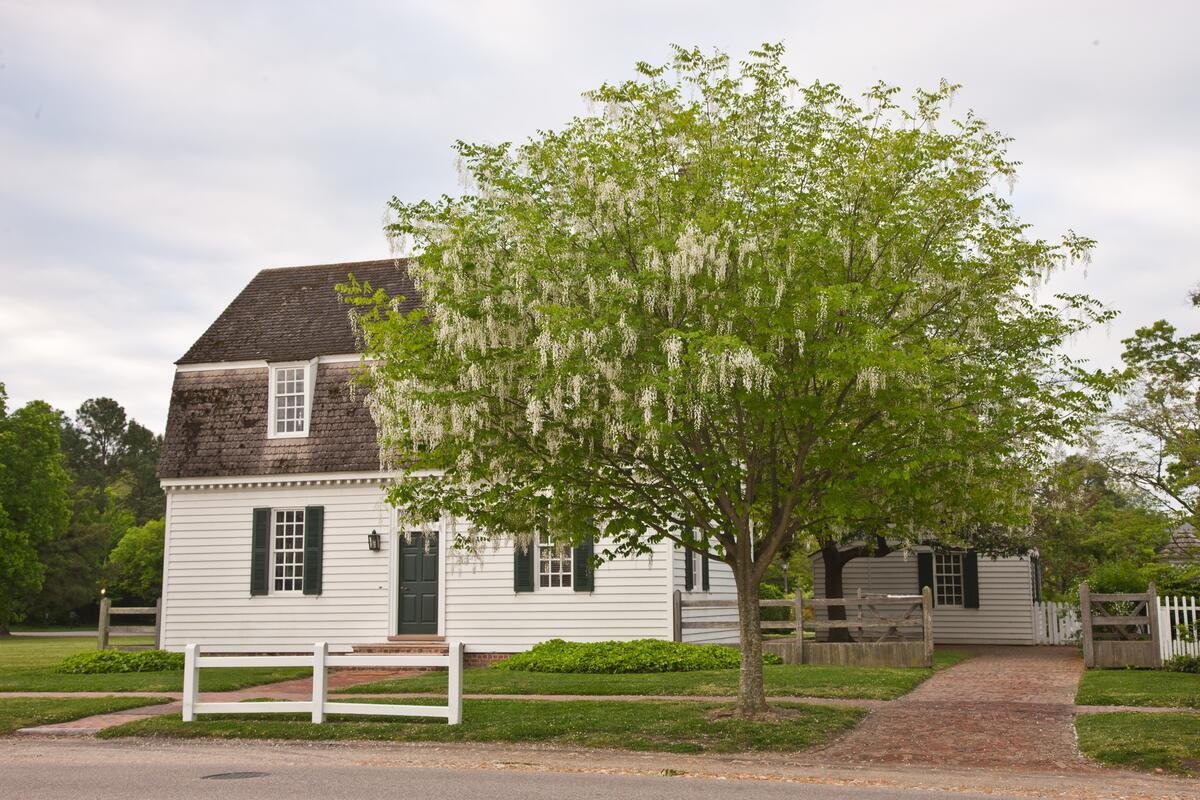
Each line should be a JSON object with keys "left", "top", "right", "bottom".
{"left": 271, "top": 507, "right": 306, "bottom": 594}
{"left": 934, "top": 551, "right": 965, "bottom": 608}
{"left": 268, "top": 360, "right": 317, "bottom": 439}
{"left": 537, "top": 533, "right": 572, "bottom": 590}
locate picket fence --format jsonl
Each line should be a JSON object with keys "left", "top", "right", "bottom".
{"left": 1158, "top": 595, "right": 1200, "bottom": 661}
{"left": 1032, "top": 596, "right": 1199, "bottom": 659}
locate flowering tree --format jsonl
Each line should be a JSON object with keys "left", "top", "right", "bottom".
{"left": 344, "top": 45, "right": 1113, "bottom": 715}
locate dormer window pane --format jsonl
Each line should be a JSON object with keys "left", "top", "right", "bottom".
{"left": 273, "top": 366, "right": 307, "bottom": 434}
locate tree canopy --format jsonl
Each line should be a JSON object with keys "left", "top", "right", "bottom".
{"left": 344, "top": 44, "right": 1113, "bottom": 713}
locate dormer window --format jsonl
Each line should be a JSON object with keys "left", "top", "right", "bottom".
{"left": 269, "top": 362, "right": 316, "bottom": 438}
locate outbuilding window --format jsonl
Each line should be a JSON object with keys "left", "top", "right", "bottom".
{"left": 272, "top": 508, "right": 306, "bottom": 592}
{"left": 269, "top": 363, "right": 314, "bottom": 437}
{"left": 934, "top": 552, "right": 964, "bottom": 607}
{"left": 537, "top": 533, "right": 572, "bottom": 588}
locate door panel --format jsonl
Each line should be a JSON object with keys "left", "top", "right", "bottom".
{"left": 399, "top": 532, "right": 439, "bottom": 634}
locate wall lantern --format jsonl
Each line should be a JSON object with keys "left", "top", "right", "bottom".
{"left": 367, "top": 530, "right": 381, "bottom": 552}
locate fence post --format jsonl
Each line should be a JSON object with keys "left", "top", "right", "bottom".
{"left": 447, "top": 641, "right": 463, "bottom": 725}
{"left": 153, "top": 598, "right": 163, "bottom": 649}
{"left": 311, "top": 642, "right": 328, "bottom": 723}
{"left": 671, "top": 589, "right": 682, "bottom": 643}
{"left": 921, "top": 586, "right": 934, "bottom": 668}
{"left": 794, "top": 590, "right": 804, "bottom": 665}
{"left": 182, "top": 643, "right": 199, "bottom": 722}
{"left": 1079, "top": 582, "right": 1094, "bottom": 668}
{"left": 1146, "top": 583, "right": 1162, "bottom": 668}
{"left": 97, "top": 596, "right": 111, "bottom": 651}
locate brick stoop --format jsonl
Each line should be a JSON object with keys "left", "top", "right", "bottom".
{"left": 349, "top": 641, "right": 510, "bottom": 669}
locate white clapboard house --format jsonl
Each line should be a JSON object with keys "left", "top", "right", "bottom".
{"left": 157, "top": 259, "right": 738, "bottom": 660}
{"left": 811, "top": 545, "right": 1044, "bottom": 645}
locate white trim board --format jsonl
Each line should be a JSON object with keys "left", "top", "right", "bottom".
{"left": 175, "top": 353, "right": 364, "bottom": 373}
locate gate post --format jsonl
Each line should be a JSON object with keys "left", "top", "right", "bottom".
{"left": 920, "top": 586, "right": 934, "bottom": 668}
{"left": 1079, "top": 582, "right": 1094, "bottom": 668}
{"left": 97, "top": 596, "right": 111, "bottom": 651}
{"left": 1146, "top": 583, "right": 1162, "bottom": 668}
{"left": 671, "top": 589, "right": 682, "bottom": 642}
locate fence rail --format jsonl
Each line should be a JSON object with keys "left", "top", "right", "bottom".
{"left": 182, "top": 642, "right": 463, "bottom": 725}
{"left": 97, "top": 597, "right": 161, "bottom": 650}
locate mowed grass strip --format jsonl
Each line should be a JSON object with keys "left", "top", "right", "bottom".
{"left": 1075, "top": 669, "right": 1200, "bottom": 709}
{"left": 1076, "top": 712, "right": 1200, "bottom": 777}
{"left": 99, "top": 698, "right": 865, "bottom": 754}
{"left": 0, "top": 696, "right": 173, "bottom": 735}
{"left": 343, "top": 651, "right": 970, "bottom": 701}
{"left": 0, "top": 636, "right": 308, "bottom": 692}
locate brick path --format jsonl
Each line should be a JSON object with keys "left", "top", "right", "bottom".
{"left": 815, "top": 645, "right": 1090, "bottom": 771}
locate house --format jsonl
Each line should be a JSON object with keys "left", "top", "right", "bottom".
{"left": 810, "top": 545, "right": 1043, "bottom": 645}
{"left": 156, "top": 259, "right": 738, "bottom": 660}
{"left": 1160, "top": 522, "right": 1200, "bottom": 566}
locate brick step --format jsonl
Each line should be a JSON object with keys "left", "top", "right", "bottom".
{"left": 350, "top": 642, "right": 449, "bottom": 656}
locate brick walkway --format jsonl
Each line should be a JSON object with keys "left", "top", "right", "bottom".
{"left": 815, "top": 645, "right": 1090, "bottom": 771}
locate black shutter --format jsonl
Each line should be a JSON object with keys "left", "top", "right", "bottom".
{"left": 250, "top": 508, "right": 270, "bottom": 596}
{"left": 963, "top": 549, "right": 980, "bottom": 609}
{"left": 302, "top": 506, "right": 324, "bottom": 596}
{"left": 683, "top": 545, "right": 695, "bottom": 591}
{"left": 1030, "top": 554, "right": 1043, "bottom": 603}
{"left": 917, "top": 551, "right": 934, "bottom": 607}
{"left": 514, "top": 540, "right": 534, "bottom": 592}
{"left": 701, "top": 552, "right": 710, "bottom": 592}
{"left": 573, "top": 537, "right": 594, "bottom": 592}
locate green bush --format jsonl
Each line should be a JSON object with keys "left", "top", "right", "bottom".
{"left": 759, "top": 582, "right": 794, "bottom": 622}
{"left": 493, "top": 639, "right": 782, "bottom": 673}
{"left": 54, "top": 650, "right": 184, "bottom": 674}
{"left": 1163, "top": 655, "right": 1200, "bottom": 674}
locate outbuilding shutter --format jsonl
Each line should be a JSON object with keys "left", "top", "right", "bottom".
{"left": 250, "top": 508, "right": 271, "bottom": 596}
{"left": 917, "top": 551, "right": 934, "bottom": 607}
{"left": 963, "top": 549, "right": 980, "bottom": 609}
{"left": 683, "top": 545, "right": 695, "bottom": 591}
{"left": 573, "top": 537, "right": 595, "bottom": 592}
{"left": 302, "top": 505, "right": 324, "bottom": 596}
{"left": 514, "top": 541, "right": 534, "bottom": 592}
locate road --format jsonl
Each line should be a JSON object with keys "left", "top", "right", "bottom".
{"left": 2, "top": 738, "right": 1197, "bottom": 800}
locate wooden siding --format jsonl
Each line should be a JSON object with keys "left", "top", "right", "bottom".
{"left": 161, "top": 483, "right": 394, "bottom": 649}
{"left": 811, "top": 549, "right": 1037, "bottom": 645}
{"left": 672, "top": 547, "right": 740, "bottom": 644}
{"left": 442, "top": 539, "right": 674, "bottom": 651}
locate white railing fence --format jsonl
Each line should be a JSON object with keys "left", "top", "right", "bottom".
{"left": 1158, "top": 595, "right": 1200, "bottom": 661}
{"left": 182, "top": 641, "right": 463, "bottom": 725}
{"left": 1031, "top": 601, "right": 1082, "bottom": 645}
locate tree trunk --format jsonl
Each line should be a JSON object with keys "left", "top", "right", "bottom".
{"left": 732, "top": 563, "right": 769, "bottom": 716}
{"left": 821, "top": 541, "right": 853, "bottom": 643}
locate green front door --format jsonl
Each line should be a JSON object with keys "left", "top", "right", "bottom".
{"left": 398, "top": 532, "right": 438, "bottom": 634}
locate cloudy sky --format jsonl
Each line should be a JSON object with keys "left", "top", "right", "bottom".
{"left": 1, "top": 1, "right": 1197, "bottom": 431}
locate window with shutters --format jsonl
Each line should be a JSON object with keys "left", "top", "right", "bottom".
{"left": 268, "top": 363, "right": 314, "bottom": 438}
{"left": 272, "top": 508, "right": 305, "bottom": 592}
{"left": 934, "top": 552, "right": 964, "bottom": 607}
{"left": 537, "top": 533, "right": 572, "bottom": 588}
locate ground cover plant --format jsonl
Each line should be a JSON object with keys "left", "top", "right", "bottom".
{"left": 0, "top": 696, "right": 170, "bottom": 735}
{"left": 0, "top": 636, "right": 307, "bottom": 692}
{"left": 55, "top": 649, "right": 183, "bottom": 674}
{"left": 1076, "top": 712, "right": 1200, "bottom": 777}
{"left": 493, "top": 639, "right": 780, "bottom": 673}
{"left": 99, "top": 698, "right": 865, "bottom": 754}
{"left": 344, "top": 650, "right": 969, "bottom": 700}
{"left": 1075, "top": 668, "right": 1200, "bottom": 709}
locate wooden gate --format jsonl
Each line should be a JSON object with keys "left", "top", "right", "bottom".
{"left": 1080, "top": 582, "right": 1161, "bottom": 669}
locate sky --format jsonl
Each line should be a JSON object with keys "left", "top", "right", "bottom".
{"left": 1, "top": 0, "right": 1197, "bottom": 432}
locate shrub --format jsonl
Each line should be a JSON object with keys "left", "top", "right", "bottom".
{"left": 54, "top": 649, "right": 184, "bottom": 674}
{"left": 493, "top": 639, "right": 782, "bottom": 673}
{"left": 759, "top": 582, "right": 794, "bottom": 622}
{"left": 1163, "top": 655, "right": 1200, "bottom": 674}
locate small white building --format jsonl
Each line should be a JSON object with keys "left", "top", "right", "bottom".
{"left": 811, "top": 546, "right": 1043, "bottom": 645}
{"left": 157, "top": 260, "right": 738, "bottom": 660}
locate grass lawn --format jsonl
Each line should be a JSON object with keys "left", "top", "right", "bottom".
{"left": 99, "top": 697, "right": 865, "bottom": 754}
{"left": 0, "top": 696, "right": 172, "bottom": 735}
{"left": 0, "top": 636, "right": 308, "bottom": 693}
{"left": 1076, "top": 712, "right": 1200, "bottom": 777}
{"left": 1075, "top": 669, "right": 1200, "bottom": 709}
{"left": 342, "top": 650, "right": 970, "bottom": 700}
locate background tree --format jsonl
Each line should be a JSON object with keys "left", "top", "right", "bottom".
{"left": 1107, "top": 288, "right": 1199, "bottom": 523}
{"left": 345, "top": 45, "right": 1112, "bottom": 714}
{"left": 0, "top": 385, "right": 72, "bottom": 634}
{"left": 102, "top": 518, "right": 165, "bottom": 602}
